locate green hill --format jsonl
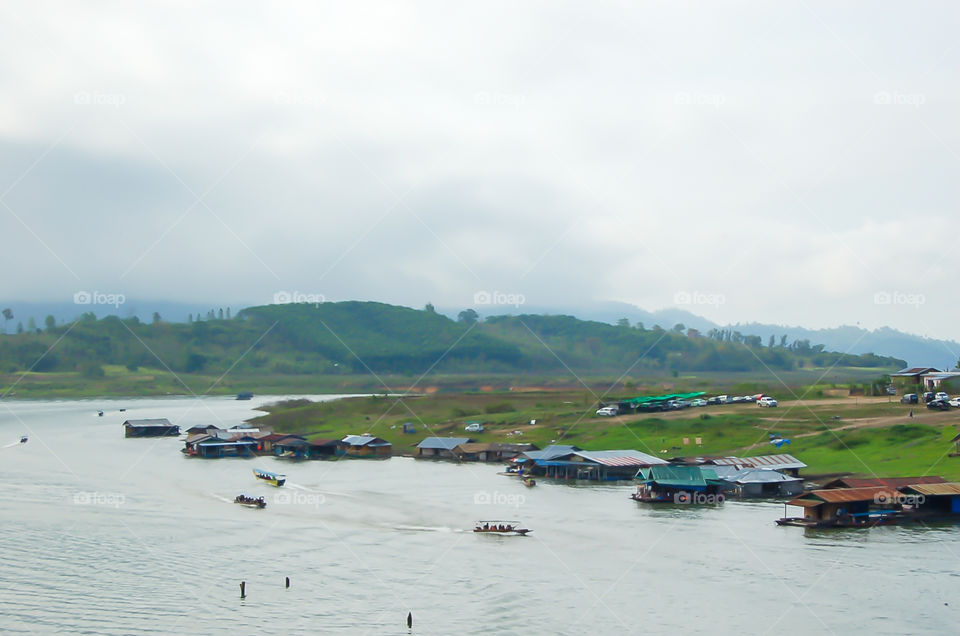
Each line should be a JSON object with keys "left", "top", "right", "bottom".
{"left": 0, "top": 301, "right": 905, "bottom": 383}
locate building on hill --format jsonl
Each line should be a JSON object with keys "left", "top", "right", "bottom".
{"left": 890, "top": 367, "right": 942, "bottom": 389}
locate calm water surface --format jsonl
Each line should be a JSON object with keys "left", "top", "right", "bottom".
{"left": 1, "top": 396, "right": 957, "bottom": 635}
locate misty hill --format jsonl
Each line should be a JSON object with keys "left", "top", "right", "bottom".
{"left": 0, "top": 301, "right": 903, "bottom": 378}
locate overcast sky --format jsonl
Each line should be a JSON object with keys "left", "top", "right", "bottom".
{"left": 0, "top": 2, "right": 957, "bottom": 339}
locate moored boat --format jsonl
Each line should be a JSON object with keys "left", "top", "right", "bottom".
{"left": 522, "top": 476, "right": 536, "bottom": 487}
{"left": 473, "top": 520, "right": 531, "bottom": 535}
{"left": 253, "top": 468, "right": 286, "bottom": 486}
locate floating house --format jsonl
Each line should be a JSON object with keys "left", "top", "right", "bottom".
{"left": 454, "top": 442, "right": 538, "bottom": 462}
{"left": 123, "top": 418, "right": 180, "bottom": 438}
{"left": 185, "top": 424, "right": 221, "bottom": 435}
{"left": 633, "top": 465, "right": 727, "bottom": 502}
{"left": 900, "top": 482, "right": 960, "bottom": 516}
{"left": 416, "top": 437, "right": 473, "bottom": 459}
{"left": 727, "top": 468, "right": 804, "bottom": 498}
{"left": 306, "top": 438, "right": 341, "bottom": 459}
{"left": 521, "top": 446, "right": 667, "bottom": 480}
{"left": 340, "top": 435, "right": 392, "bottom": 458}
{"left": 779, "top": 487, "right": 901, "bottom": 527}
{"left": 182, "top": 433, "right": 258, "bottom": 458}
{"left": 273, "top": 436, "right": 310, "bottom": 459}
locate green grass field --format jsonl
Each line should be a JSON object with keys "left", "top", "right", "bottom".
{"left": 252, "top": 391, "right": 960, "bottom": 481}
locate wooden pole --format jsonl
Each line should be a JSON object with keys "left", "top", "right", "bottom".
{"left": 407, "top": 612, "right": 412, "bottom": 629}
{"left": 240, "top": 581, "right": 246, "bottom": 598}
{"left": 285, "top": 576, "right": 290, "bottom": 588}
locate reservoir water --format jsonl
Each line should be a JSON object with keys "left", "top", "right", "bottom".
{"left": 1, "top": 396, "right": 957, "bottom": 634}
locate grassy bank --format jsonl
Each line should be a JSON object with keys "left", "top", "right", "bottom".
{"left": 252, "top": 391, "right": 960, "bottom": 481}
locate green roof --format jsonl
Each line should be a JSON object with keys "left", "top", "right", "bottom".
{"left": 621, "top": 392, "right": 706, "bottom": 405}
{"left": 636, "top": 465, "right": 720, "bottom": 487}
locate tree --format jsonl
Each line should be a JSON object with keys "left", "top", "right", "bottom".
{"left": 635, "top": 322, "right": 645, "bottom": 331}
{"left": 780, "top": 334, "right": 788, "bottom": 347}
{"left": 218, "top": 308, "right": 224, "bottom": 320}
{"left": 768, "top": 335, "right": 775, "bottom": 348}
{"left": 672, "top": 323, "right": 685, "bottom": 333}
{"left": 185, "top": 352, "right": 207, "bottom": 373}
{"left": 226, "top": 307, "right": 231, "bottom": 320}
{"left": 1, "top": 308, "right": 12, "bottom": 334}
{"left": 16, "top": 321, "right": 23, "bottom": 334}
{"left": 44, "top": 315, "right": 56, "bottom": 332}
{"left": 458, "top": 308, "right": 479, "bottom": 325}
{"left": 27, "top": 317, "right": 36, "bottom": 332}
{"left": 152, "top": 312, "right": 162, "bottom": 325}
{"left": 686, "top": 328, "right": 700, "bottom": 338}
{"left": 424, "top": 303, "right": 436, "bottom": 314}
{"left": 188, "top": 313, "right": 193, "bottom": 323}
{"left": 617, "top": 318, "right": 630, "bottom": 328}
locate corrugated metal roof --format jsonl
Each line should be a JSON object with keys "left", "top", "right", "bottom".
{"left": 123, "top": 418, "right": 173, "bottom": 427}
{"left": 574, "top": 450, "right": 668, "bottom": 467}
{"left": 456, "top": 442, "right": 536, "bottom": 453}
{"left": 732, "top": 469, "right": 802, "bottom": 484}
{"left": 342, "top": 435, "right": 391, "bottom": 447}
{"left": 711, "top": 454, "right": 806, "bottom": 470}
{"left": 891, "top": 367, "right": 940, "bottom": 376}
{"left": 900, "top": 482, "right": 960, "bottom": 496}
{"left": 417, "top": 437, "right": 472, "bottom": 450}
{"left": 523, "top": 445, "right": 581, "bottom": 461}
{"left": 802, "top": 487, "right": 898, "bottom": 503}
{"left": 824, "top": 476, "right": 947, "bottom": 489}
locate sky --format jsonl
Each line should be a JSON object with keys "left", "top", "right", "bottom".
{"left": 0, "top": 1, "right": 957, "bottom": 340}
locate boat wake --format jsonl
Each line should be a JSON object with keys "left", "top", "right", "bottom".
{"left": 3, "top": 440, "right": 23, "bottom": 448}
{"left": 209, "top": 493, "right": 234, "bottom": 503}
{"left": 390, "top": 524, "right": 460, "bottom": 533}
{"left": 286, "top": 483, "right": 355, "bottom": 497}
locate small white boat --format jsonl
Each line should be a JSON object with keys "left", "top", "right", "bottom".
{"left": 19, "top": 436, "right": 28, "bottom": 444}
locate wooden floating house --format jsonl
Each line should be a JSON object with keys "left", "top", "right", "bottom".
{"left": 453, "top": 442, "right": 539, "bottom": 463}
{"left": 182, "top": 433, "right": 259, "bottom": 458}
{"left": 416, "top": 437, "right": 473, "bottom": 459}
{"left": 123, "top": 418, "right": 180, "bottom": 438}
{"left": 339, "top": 434, "right": 392, "bottom": 458}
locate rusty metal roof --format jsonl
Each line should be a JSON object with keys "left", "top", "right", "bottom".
{"left": 801, "top": 487, "right": 899, "bottom": 503}
{"left": 900, "top": 482, "right": 960, "bottom": 496}
{"left": 710, "top": 454, "right": 806, "bottom": 470}
{"left": 824, "top": 476, "right": 947, "bottom": 489}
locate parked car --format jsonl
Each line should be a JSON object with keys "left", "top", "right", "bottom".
{"left": 464, "top": 422, "right": 484, "bottom": 432}
{"left": 926, "top": 399, "right": 950, "bottom": 411}
{"left": 690, "top": 399, "right": 707, "bottom": 407}
{"left": 949, "top": 397, "right": 960, "bottom": 408}
{"left": 706, "top": 397, "right": 722, "bottom": 405}
{"left": 935, "top": 392, "right": 949, "bottom": 401}
{"left": 923, "top": 392, "right": 935, "bottom": 403}
{"left": 900, "top": 393, "right": 918, "bottom": 404}
{"left": 596, "top": 406, "right": 618, "bottom": 417}
{"left": 715, "top": 395, "right": 729, "bottom": 404}
{"left": 639, "top": 403, "right": 665, "bottom": 412}
{"left": 757, "top": 397, "right": 778, "bottom": 407}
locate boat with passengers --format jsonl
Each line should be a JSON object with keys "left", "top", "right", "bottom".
{"left": 252, "top": 468, "right": 286, "bottom": 486}
{"left": 473, "top": 520, "right": 531, "bottom": 535}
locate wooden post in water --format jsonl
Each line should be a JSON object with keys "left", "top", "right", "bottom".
{"left": 240, "top": 581, "right": 246, "bottom": 598}
{"left": 407, "top": 612, "right": 412, "bottom": 629}
{"left": 285, "top": 576, "right": 290, "bottom": 588}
